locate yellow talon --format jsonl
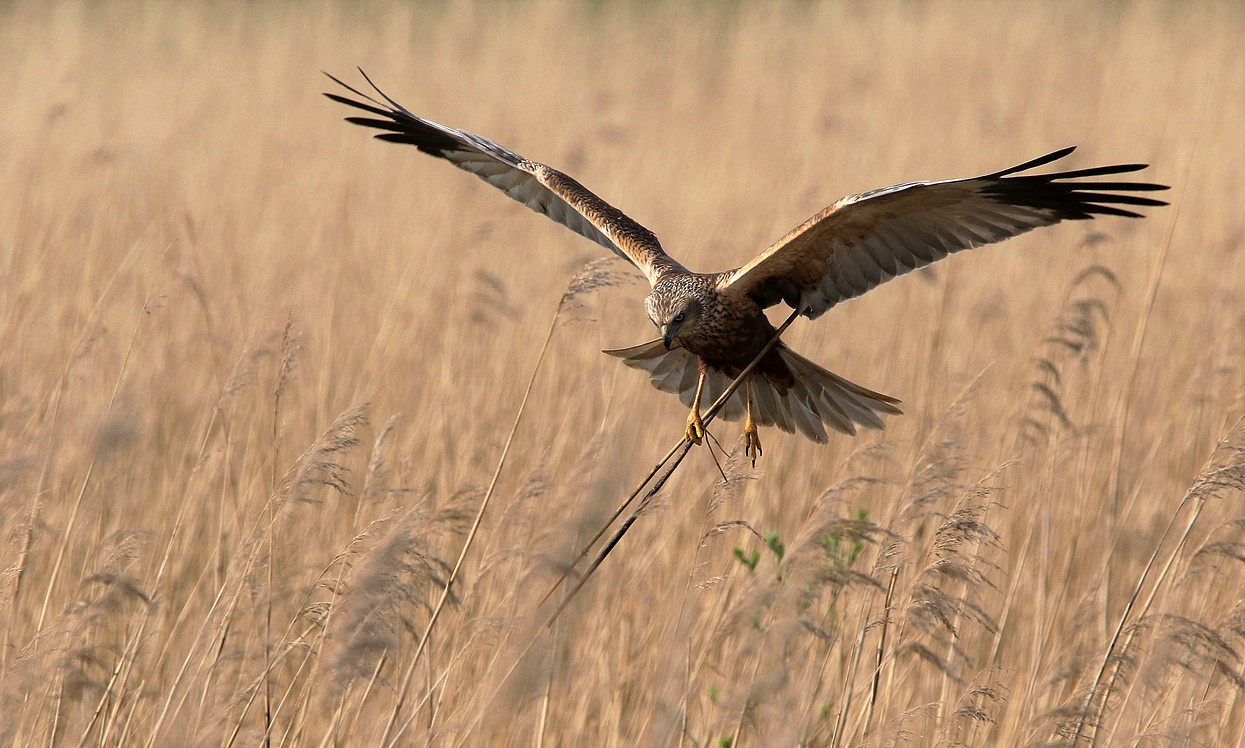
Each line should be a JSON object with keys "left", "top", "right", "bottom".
{"left": 744, "top": 376, "right": 762, "bottom": 466}
{"left": 685, "top": 410, "right": 705, "bottom": 444}
{"left": 685, "top": 367, "right": 708, "bottom": 445}
{"left": 744, "top": 425, "right": 762, "bottom": 466}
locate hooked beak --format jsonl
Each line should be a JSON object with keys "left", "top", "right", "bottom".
{"left": 660, "top": 325, "right": 673, "bottom": 350}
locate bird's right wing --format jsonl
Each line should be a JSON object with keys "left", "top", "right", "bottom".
{"left": 326, "top": 70, "right": 685, "bottom": 287}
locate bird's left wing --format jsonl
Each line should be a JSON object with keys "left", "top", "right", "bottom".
{"left": 719, "top": 147, "right": 1169, "bottom": 318}
{"left": 325, "top": 70, "right": 684, "bottom": 286}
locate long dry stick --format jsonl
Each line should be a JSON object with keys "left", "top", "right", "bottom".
{"left": 537, "top": 438, "right": 685, "bottom": 607}
{"left": 35, "top": 300, "right": 150, "bottom": 634}
{"left": 10, "top": 231, "right": 151, "bottom": 656}
{"left": 1105, "top": 82, "right": 1200, "bottom": 518}
{"left": 379, "top": 297, "right": 568, "bottom": 746}
{"left": 1078, "top": 98, "right": 1202, "bottom": 744}
{"left": 266, "top": 316, "right": 295, "bottom": 748}
{"left": 542, "top": 308, "right": 801, "bottom": 627}
{"left": 439, "top": 309, "right": 803, "bottom": 747}
{"left": 1075, "top": 417, "right": 1242, "bottom": 744}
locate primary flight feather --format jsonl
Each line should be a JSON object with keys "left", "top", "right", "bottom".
{"left": 327, "top": 69, "right": 1168, "bottom": 462}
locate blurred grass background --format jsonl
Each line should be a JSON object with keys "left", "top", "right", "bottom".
{"left": 1, "top": 1, "right": 1243, "bottom": 745}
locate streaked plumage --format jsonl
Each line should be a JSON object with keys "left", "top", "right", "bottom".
{"left": 327, "top": 70, "right": 1168, "bottom": 458}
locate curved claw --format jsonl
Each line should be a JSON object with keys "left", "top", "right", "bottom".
{"left": 744, "top": 427, "right": 763, "bottom": 466}
{"left": 685, "top": 410, "right": 705, "bottom": 445}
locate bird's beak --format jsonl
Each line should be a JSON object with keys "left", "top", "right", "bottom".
{"left": 660, "top": 325, "right": 672, "bottom": 350}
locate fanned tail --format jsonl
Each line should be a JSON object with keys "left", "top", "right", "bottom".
{"left": 768, "top": 346, "right": 903, "bottom": 441}
{"left": 604, "top": 340, "right": 902, "bottom": 443}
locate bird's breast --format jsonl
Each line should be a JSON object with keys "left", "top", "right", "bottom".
{"left": 681, "top": 303, "right": 774, "bottom": 368}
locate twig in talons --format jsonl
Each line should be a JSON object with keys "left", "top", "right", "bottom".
{"left": 537, "top": 440, "right": 684, "bottom": 607}
{"left": 545, "top": 439, "right": 695, "bottom": 627}
{"left": 543, "top": 308, "right": 801, "bottom": 626}
{"left": 704, "top": 426, "right": 729, "bottom": 456}
{"left": 705, "top": 432, "right": 729, "bottom": 482}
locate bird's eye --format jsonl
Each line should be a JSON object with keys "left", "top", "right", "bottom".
{"left": 674, "top": 313, "right": 685, "bottom": 323}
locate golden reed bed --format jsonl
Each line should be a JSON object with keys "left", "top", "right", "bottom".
{"left": 1, "top": 1, "right": 1243, "bottom": 745}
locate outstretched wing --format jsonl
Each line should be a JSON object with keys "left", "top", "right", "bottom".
{"left": 719, "top": 147, "right": 1169, "bottom": 318}
{"left": 325, "top": 70, "right": 686, "bottom": 286}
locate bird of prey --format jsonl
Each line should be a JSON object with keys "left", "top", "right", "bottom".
{"left": 326, "top": 70, "right": 1168, "bottom": 463}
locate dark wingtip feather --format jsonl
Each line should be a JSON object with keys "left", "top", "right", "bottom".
{"left": 326, "top": 93, "right": 393, "bottom": 120}
{"left": 344, "top": 115, "right": 402, "bottom": 130}
{"left": 374, "top": 132, "right": 420, "bottom": 145}
{"left": 1073, "top": 181, "right": 1170, "bottom": 192}
{"left": 982, "top": 148, "right": 1170, "bottom": 222}
{"left": 324, "top": 70, "right": 387, "bottom": 110}
{"left": 357, "top": 68, "right": 411, "bottom": 116}
{"left": 1071, "top": 191, "right": 1171, "bottom": 207}
{"left": 1044, "top": 163, "right": 1150, "bottom": 179}
{"left": 989, "top": 146, "right": 1077, "bottom": 178}
{"left": 1083, "top": 205, "right": 1147, "bottom": 219}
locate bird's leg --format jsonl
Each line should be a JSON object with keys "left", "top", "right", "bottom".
{"left": 685, "top": 364, "right": 707, "bottom": 445}
{"left": 744, "top": 375, "right": 762, "bottom": 465}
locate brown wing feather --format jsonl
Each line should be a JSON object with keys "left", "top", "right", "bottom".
{"left": 719, "top": 147, "right": 1169, "bottom": 317}
{"left": 325, "top": 70, "right": 686, "bottom": 286}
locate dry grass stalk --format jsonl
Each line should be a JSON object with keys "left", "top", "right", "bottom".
{"left": 1, "top": 2, "right": 1241, "bottom": 744}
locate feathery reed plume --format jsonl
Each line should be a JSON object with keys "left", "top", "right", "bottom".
{"left": 272, "top": 316, "right": 301, "bottom": 489}
{"left": 265, "top": 315, "right": 300, "bottom": 742}
{"left": 530, "top": 432, "right": 614, "bottom": 585}
{"left": 861, "top": 376, "right": 993, "bottom": 738}
{"left": 216, "top": 345, "right": 270, "bottom": 416}
{"left": 894, "top": 466, "right": 1006, "bottom": 708}
{"left": 894, "top": 372, "right": 984, "bottom": 527}
{"left": 325, "top": 503, "right": 458, "bottom": 695}
{"left": 282, "top": 403, "right": 369, "bottom": 506}
{"left": 896, "top": 472, "right": 1000, "bottom": 672}
{"left": 1190, "top": 518, "right": 1245, "bottom": 574}
{"left": 468, "top": 269, "right": 517, "bottom": 327}
{"left": 1019, "top": 264, "right": 1118, "bottom": 446}
{"left": 203, "top": 403, "right": 371, "bottom": 745}
{"left": 1077, "top": 416, "right": 1245, "bottom": 743}
{"left": 557, "top": 256, "right": 636, "bottom": 324}
{"left": 1145, "top": 614, "right": 1245, "bottom": 691}
{"left": 358, "top": 414, "right": 402, "bottom": 510}
{"left": 939, "top": 673, "right": 1007, "bottom": 744}
{"left": 12, "top": 530, "right": 154, "bottom": 746}
{"left": 281, "top": 510, "right": 403, "bottom": 743}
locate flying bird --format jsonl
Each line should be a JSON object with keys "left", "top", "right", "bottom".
{"left": 326, "top": 70, "right": 1168, "bottom": 463}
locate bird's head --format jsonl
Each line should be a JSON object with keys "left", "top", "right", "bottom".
{"left": 644, "top": 286, "right": 704, "bottom": 350}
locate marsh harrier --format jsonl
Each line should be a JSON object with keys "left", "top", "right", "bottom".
{"left": 327, "top": 70, "right": 1168, "bottom": 463}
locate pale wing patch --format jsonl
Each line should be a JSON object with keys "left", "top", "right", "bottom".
{"left": 719, "top": 148, "right": 1168, "bottom": 317}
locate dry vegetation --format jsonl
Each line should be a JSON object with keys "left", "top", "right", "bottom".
{"left": 2, "top": 1, "right": 1244, "bottom": 745}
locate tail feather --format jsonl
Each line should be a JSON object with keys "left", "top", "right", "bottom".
{"left": 786, "top": 386, "right": 833, "bottom": 442}
{"left": 785, "top": 353, "right": 901, "bottom": 431}
{"left": 603, "top": 339, "right": 901, "bottom": 443}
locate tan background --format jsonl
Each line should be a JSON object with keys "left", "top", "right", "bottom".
{"left": 1, "top": 1, "right": 1243, "bottom": 744}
